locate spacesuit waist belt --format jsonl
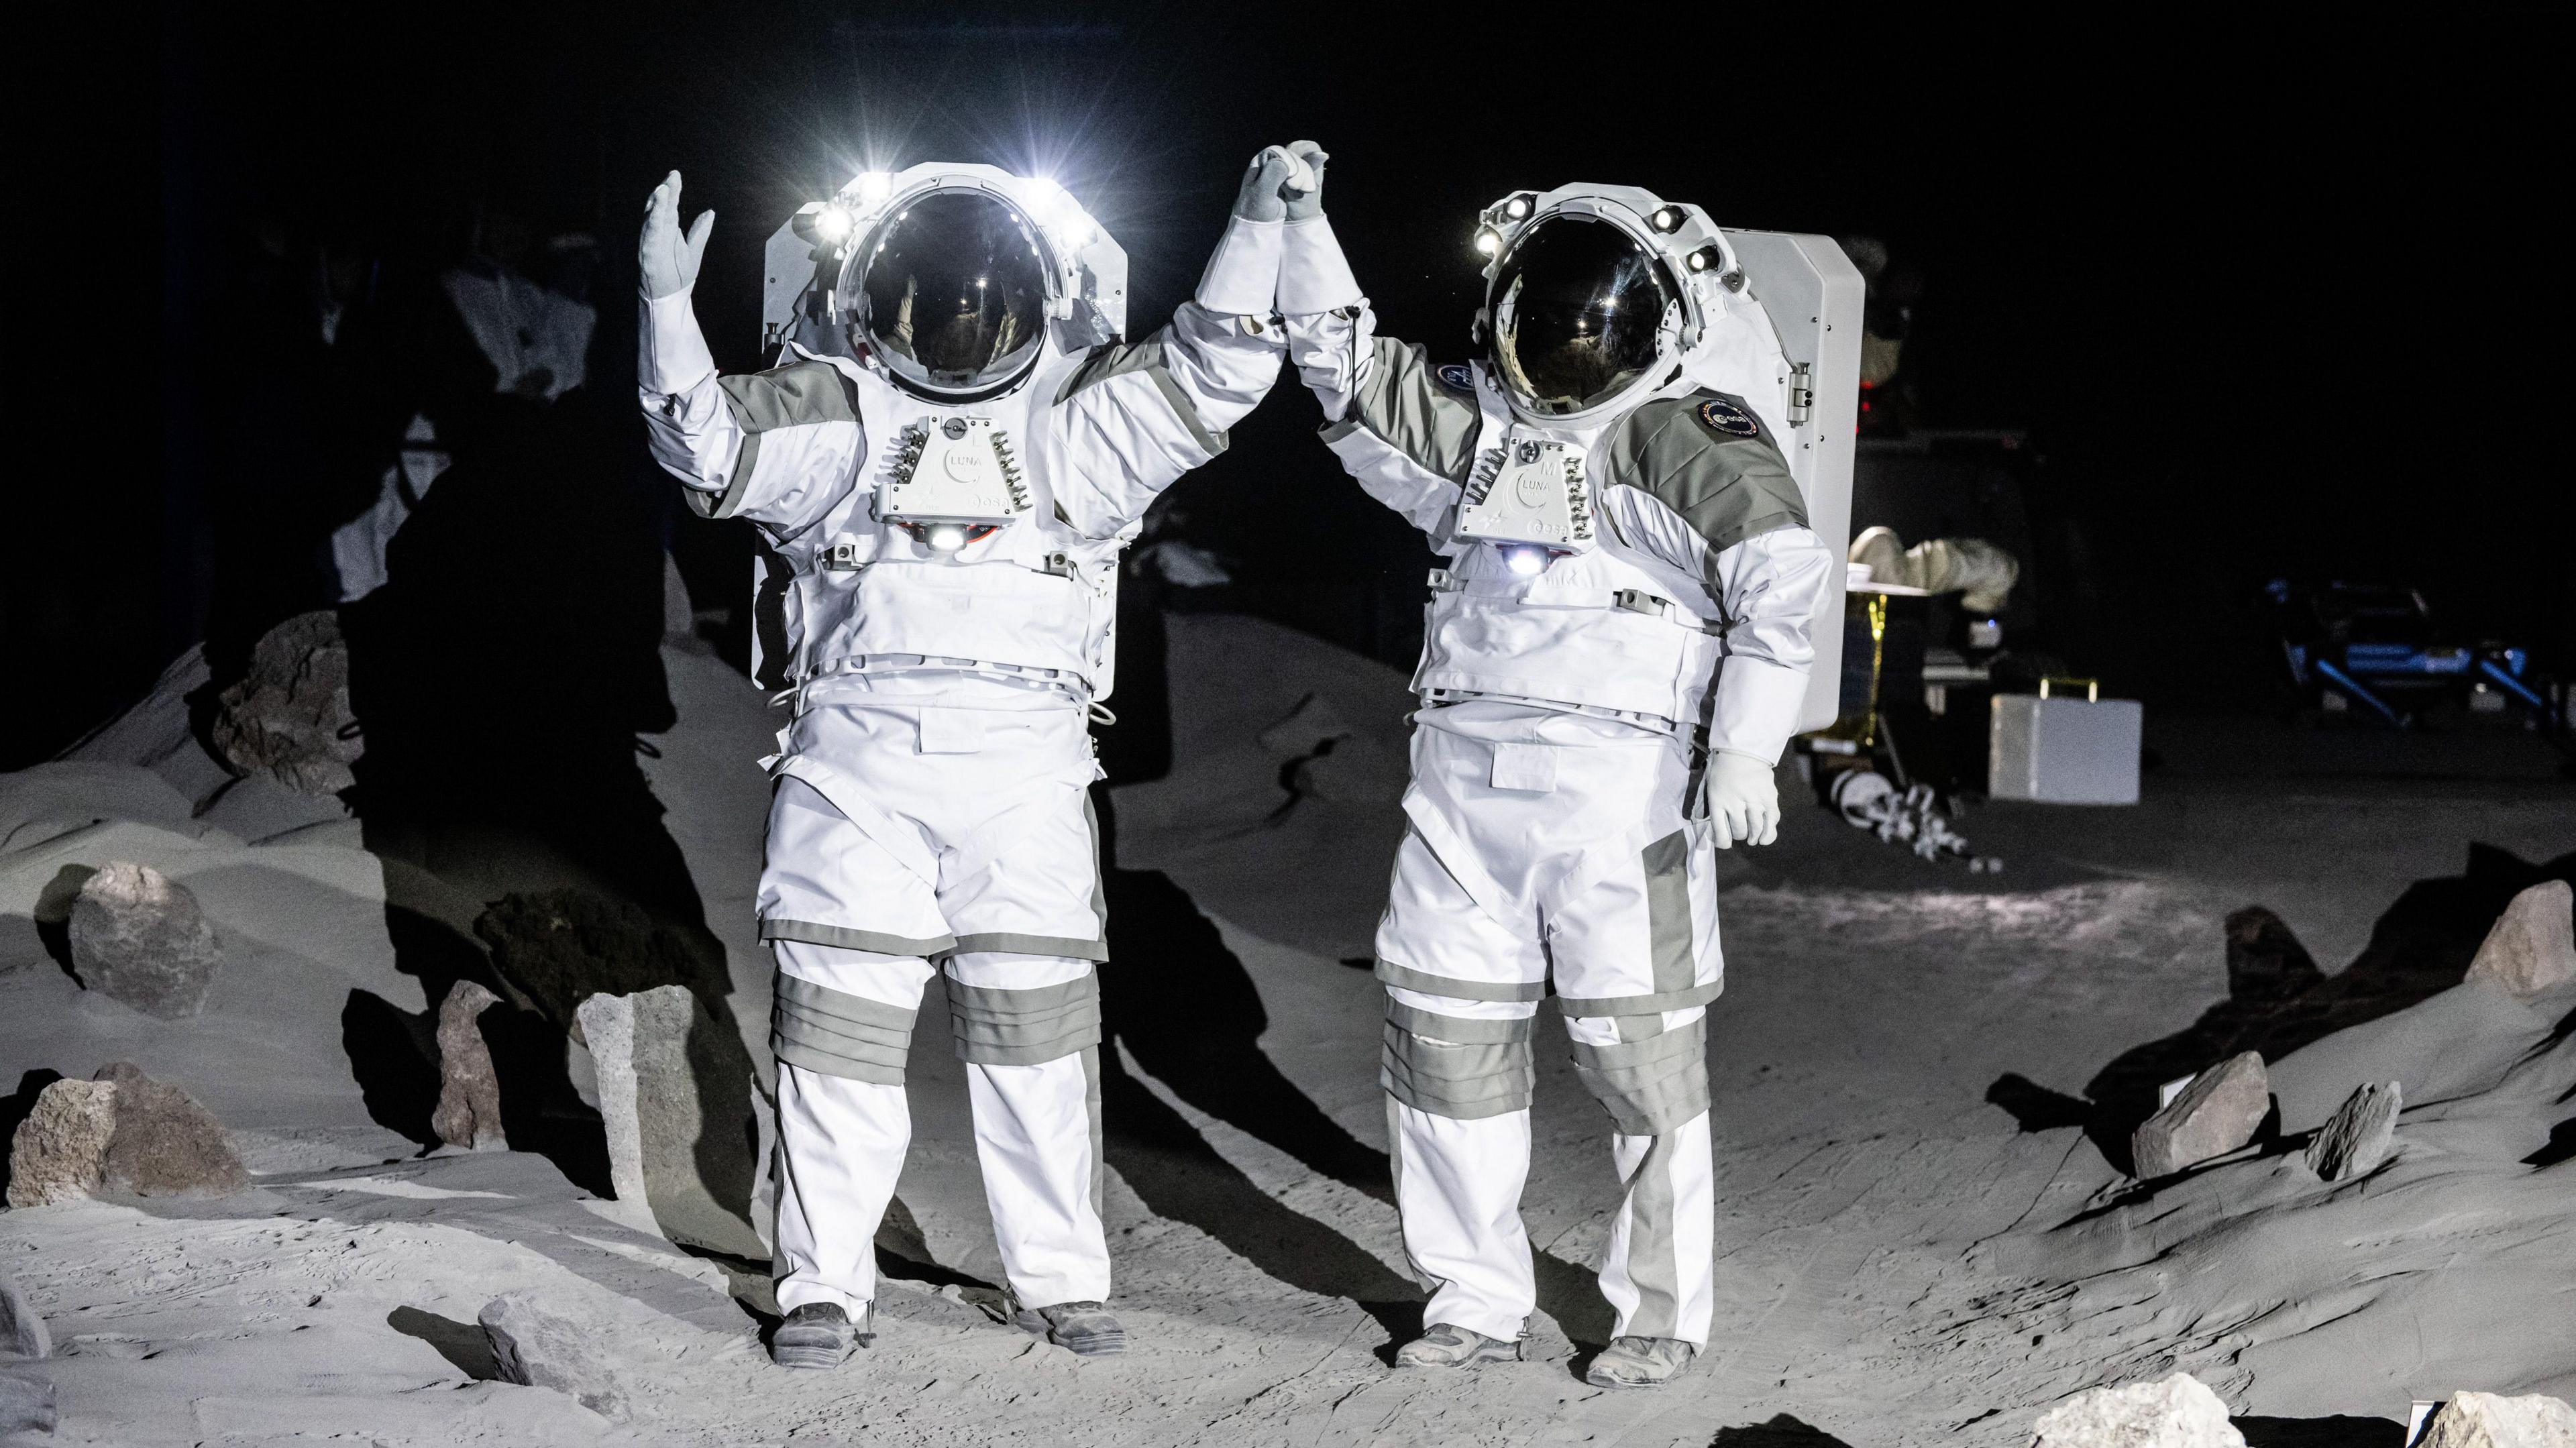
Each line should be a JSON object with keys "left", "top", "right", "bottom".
{"left": 1415, "top": 591, "right": 1713, "bottom": 721}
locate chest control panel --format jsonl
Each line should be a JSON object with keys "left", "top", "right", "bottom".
{"left": 882, "top": 416, "right": 1032, "bottom": 527}
{"left": 1455, "top": 435, "right": 1595, "bottom": 552}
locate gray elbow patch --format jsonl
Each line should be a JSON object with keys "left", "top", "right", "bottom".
{"left": 1380, "top": 999, "right": 1536, "bottom": 1119}
{"left": 946, "top": 973, "right": 1103, "bottom": 1066}
{"left": 1566, "top": 1014, "right": 1711, "bottom": 1136}
{"left": 771, "top": 972, "right": 922, "bottom": 1085}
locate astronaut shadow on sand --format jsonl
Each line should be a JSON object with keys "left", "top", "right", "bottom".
{"left": 325, "top": 314, "right": 755, "bottom": 1221}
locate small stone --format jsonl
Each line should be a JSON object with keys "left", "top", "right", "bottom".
{"left": 2224, "top": 905, "right": 2322, "bottom": 1001}
{"left": 66, "top": 862, "right": 222, "bottom": 1019}
{"left": 2130, "top": 1051, "right": 2269, "bottom": 1178}
{"left": 478, "top": 1292, "right": 626, "bottom": 1419}
{"left": 578, "top": 986, "right": 765, "bottom": 1260}
{"left": 3, "top": 1080, "right": 117, "bottom": 1208}
{"left": 1, "top": 1368, "right": 56, "bottom": 1437}
{"left": 2465, "top": 880, "right": 2575, "bottom": 995}
{"left": 211, "top": 610, "right": 362, "bottom": 796}
{"left": 92, "top": 1063, "right": 249, "bottom": 1197}
{"left": 2418, "top": 1391, "right": 2576, "bottom": 1448}
{"left": 3, "top": 1274, "right": 50, "bottom": 1359}
{"left": 2031, "top": 1372, "right": 2247, "bottom": 1447}
{"left": 2304, "top": 1080, "right": 2400, "bottom": 1182}
{"left": 431, "top": 981, "right": 508, "bottom": 1152}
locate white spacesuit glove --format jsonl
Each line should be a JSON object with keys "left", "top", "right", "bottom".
{"left": 639, "top": 170, "right": 715, "bottom": 300}
{"left": 1701, "top": 750, "right": 1781, "bottom": 849}
{"left": 1281, "top": 140, "right": 1326, "bottom": 223}
{"left": 1230, "top": 146, "right": 1303, "bottom": 223}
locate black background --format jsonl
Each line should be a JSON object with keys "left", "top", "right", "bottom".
{"left": 8, "top": 2, "right": 2565, "bottom": 767}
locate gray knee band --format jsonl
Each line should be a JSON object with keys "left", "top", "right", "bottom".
{"left": 946, "top": 973, "right": 1102, "bottom": 1066}
{"left": 1568, "top": 1015, "right": 1711, "bottom": 1136}
{"left": 772, "top": 972, "right": 920, "bottom": 1084}
{"left": 1381, "top": 998, "right": 1536, "bottom": 1120}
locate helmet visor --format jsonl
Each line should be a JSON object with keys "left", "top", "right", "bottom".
{"left": 853, "top": 190, "right": 1049, "bottom": 395}
{"left": 1489, "top": 215, "right": 1674, "bottom": 416}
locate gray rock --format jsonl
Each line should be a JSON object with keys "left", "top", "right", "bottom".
{"left": 2, "top": 1273, "right": 49, "bottom": 1359}
{"left": 474, "top": 891, "right": 727, "bottom": 1033}
{"left": 66, "top": 861, "right": 221, "bottom": 1019}
{"left": 2031, "top": 1372, "right": 2246, "bottom": 1447}
{"left": 2465, "top": 880, "right": 2575, "bottom": 996}
{"left": 211, "top": 610, "right": 362, "bottom": 796}
{"left": 3, "top": 1079, "right": 117, "bottom": 1208}
{"left": 478, "top": 1292, "right": 627, "bottom": 1419}
{"left": 93, "top": 1063, "right": 248, "bottom": 1197}
{"left": 2130, "top": 1051, "right": 2269, "bottom": 1178}
{"left": 577, "top": 986, "right": 766, "bottom": 1260}
{"left": 431, "top": 981, "right": 508, "bottom": 1152}
{"left": 2304, "top": 1080, "right": 2400, "bottom": 1181}
{"left": 2224, "top": 905, "right": 2322, "bottom": 1001}
{"left": 2418, "top": 1391, "right": 2576, "bottom": 1448}
{"left": 1, "top": 1367, "right": 56, "bottom": 1437}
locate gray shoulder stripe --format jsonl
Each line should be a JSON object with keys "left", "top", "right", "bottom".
{"left": 1604, "top": 394, "right": 1809, "bottom": 557}
{"left": 1055, "top": 337, "right": 1228, "bottom": 458}
{"left": 718, "top": 361, "right": 859, "bottom": 433}
{"left": 1144, "top": 362, "right": 1228, "bottom": 458}
{"left": 1350, "top": 338, "right": 1479, "bottom": 484}
{"left": 688, "top": 429, "right": 761, "bottom": 520}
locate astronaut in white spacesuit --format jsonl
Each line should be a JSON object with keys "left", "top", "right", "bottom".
{"left": 636, "top": 148, "right": 1305, "bottom": 1368}
{"left": 1277, "top": 152, "right": 1835, "bottom": 1387}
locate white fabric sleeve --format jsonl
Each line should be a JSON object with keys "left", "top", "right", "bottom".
{"left": 637, "top": 289, "right": 742, "bottom": 501}
{"left": 1283, "top": 302, "right": 1373, "bottom": 423}
{"left": 1319, "top": 420, "right": 1462, "bottom": 543}
{"left": 1703, "top": 526, "right": 1834, "bottom": 763}
{"left": 1195, "top": 215, "right": 1285, "bottom": 316}
{"left": 1279, "top": 216, "right": 1362, "bottom": 316}
{"left": 1053, "top": 301, "right": 1285, "bottom": 536}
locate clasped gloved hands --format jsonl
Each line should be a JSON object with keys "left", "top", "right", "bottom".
{"left": 1230, "top": 142, "right": 1326, "bottom": 223}
{"left": 1701, "top": 750, "right": 1781, "bottom": 849}
{"left": 639, "top": 170, "right": 715, "bottom": 300}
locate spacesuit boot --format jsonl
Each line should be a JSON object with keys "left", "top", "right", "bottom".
{"left": 1274, "top": 162, "right": 1836, "bottom": 1364}
{"left": 637, "top": 150, "right": 1303, "bottom": 1354}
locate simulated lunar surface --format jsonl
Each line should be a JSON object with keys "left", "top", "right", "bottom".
{"left": 3, "top": 612, "right": 2568, "bottom": 1447}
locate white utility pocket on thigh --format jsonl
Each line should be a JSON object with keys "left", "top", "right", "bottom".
{"left": 916, "top": 708, "right": 986, "bottom": 755}
{"left": 1489, "top": 742, "right": 1558, "bottom": 793}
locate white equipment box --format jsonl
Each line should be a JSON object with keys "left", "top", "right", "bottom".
{"left": 1725, "top": 230, "right": 1864, "bottom": 734}
{"left": 1989, "top": 680, "right": 2142, "bottom": 805}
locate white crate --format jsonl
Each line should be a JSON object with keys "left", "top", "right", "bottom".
{"left": 1989, "top": 688, "right": 2142, "bottom": 804}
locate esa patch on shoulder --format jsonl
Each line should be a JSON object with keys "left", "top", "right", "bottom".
{"left": 1696, "top": 397, "right": 1761, "bottom": 439}
{"left": 1437, "top": 363, "right": 1476, "bottom": 393}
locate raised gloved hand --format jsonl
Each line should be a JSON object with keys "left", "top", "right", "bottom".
{"left": 1701, "top": 751, "right": 1781, "bottom": 849}
{"left": 639, "top": 170, "right": 714, "bottom": 300}
{"left": 1231, "top": 146, "right": 1309, "bottom": 223}
{"left": 1283, "top": 140, "right": 1328, "bottom": 223}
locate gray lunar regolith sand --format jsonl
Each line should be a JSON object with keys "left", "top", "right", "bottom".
{"left": 1, "top": 614, "right": 2569, "bottom": 1446}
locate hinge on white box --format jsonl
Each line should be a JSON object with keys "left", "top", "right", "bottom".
{"left": 820, "top": 541, "right": 865, "bottom": 571}
{"left": 1787, "top": 361, "right": 1814, "bottom": 427}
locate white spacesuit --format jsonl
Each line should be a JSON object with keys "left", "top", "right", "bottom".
{"left": 637, "top": 152, "right": 1301, "bottom": 1366}
{"left": 1278, "top": 163, "right": 1835, "bottom": 1386}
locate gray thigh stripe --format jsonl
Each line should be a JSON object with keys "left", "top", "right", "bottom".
{"left": 1555, "top": 979, "right": 1725, "bottom": 1017}
{"left": 762, "top": 918, "right": 957, "bottom": 958}
{"left": 771, "top": 974, "right": 920, "bottom": 1085}
{"left": 1641, "top": 829, "right": 1695, "bottom": 997}
{"left": 1381, "top": 1025, "right": 1534, "bottom": 1120}
{"left": 948, "top": 932, "right": 1111, "bottom": 963}
{"left": 947, "top": 974, "right": 1103, "bottom": 1066}
{"left": 1619, "top": 1131, "right": 1686, "bottom": 1340}
{"left": 1376, "top": 958, "right": 1547, "bottom": 1003}
{"left": 1385, "top": 997, "right": 1534, "bottom": 1044}
{"left": 1081, "top": 1046, "right": 1104, "bottom": 1218}
{"left": 1567, "top": 1017, "right": 1711, "bottom": 1137}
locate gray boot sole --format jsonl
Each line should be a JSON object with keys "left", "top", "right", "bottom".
{"left": 770, "top": 1327, "right": 861, "bottom": 1370}
{"left": 1016, "top": 1311, "right": 1128, "bottom": 1357}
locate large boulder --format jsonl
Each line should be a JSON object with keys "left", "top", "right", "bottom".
{"left": 577, "top": 986, "right": 765, "bottom": 1260}
{"left": 478, "top": 1292, "right": 627, "bottom": 1420}
{"left": 2031, "top": 1373, "right": 2246, "bottom": 1447}
{"left": 91, "top": 1063, "right": 248, "bottom": 1198}
{"left": 2464, "top": 880, "right": 2575, "bottom": 995}
{"left": 2, "top": 1273, "right": 49, "bottom": 1359}
{"left": 211, "top": 609, "right": 362, "bottom": 796}
{"left": 2130, "top": 1051, "right": 2269, "bottom": 1178}
{"left": 4, "top": 1079, "right": 116, "bottom": 1208}
{"left": 66, "top": 861, "right": 221, "bottom": 1018}
{"left": 431, "top": 981, "right": 508, "bottom": 1152}
{"left": 2418, "top": 1392, "right": 2576, "bottom": 1448}
{"left": 473, "top": 891, "right": 726, "bottom": 1034}
{"left": 2303, "top": 1080, "right": 2400, "bottom": 1182}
